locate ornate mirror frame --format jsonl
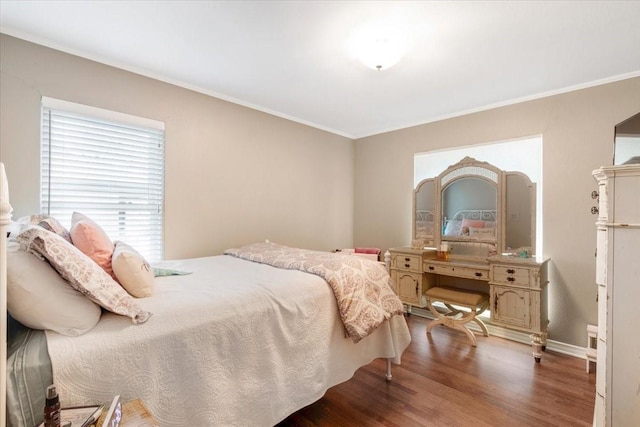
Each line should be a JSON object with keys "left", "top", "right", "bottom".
{"left": 412, "top": 156, "right": 537, "bottom": 259}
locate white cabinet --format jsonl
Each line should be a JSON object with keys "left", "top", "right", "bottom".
{"left": 592, "top": 164, "right": 640, "bottom": 427}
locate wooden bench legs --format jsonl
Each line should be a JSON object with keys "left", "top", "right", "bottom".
{"left": 425, "top": 286, "right": 490, "bottom": 347}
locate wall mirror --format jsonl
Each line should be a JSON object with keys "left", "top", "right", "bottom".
{"left": 439, "top": 158, "right": 500, "bottom": 247}
{"left": 614, "top": 112, "right": 640, "bottom": 165}
{"left": 505, "top": 172, "right": 536, "bottom": 252}
{"left": 441, "top": 177, "right": 497, "bottom": 242}
{"left": 412, "top": 156, "right": 538, "bottom": 258}
{"left": 413, "top": 178, "right": 435, "bottom": 245}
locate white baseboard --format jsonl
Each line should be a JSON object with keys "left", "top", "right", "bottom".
{"left": 407, "top": 306, "right": 588, "bottom": 360}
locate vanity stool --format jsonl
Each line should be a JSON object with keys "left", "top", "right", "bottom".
{"left": 425, "top": 286, "right": 490, "bottom": 347}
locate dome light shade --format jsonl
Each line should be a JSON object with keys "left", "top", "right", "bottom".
{"left": 358, "top": 37, "right": 404, "bottom": 71}
{"left": 349, "top": 25, "right": 406, "bottom": 71}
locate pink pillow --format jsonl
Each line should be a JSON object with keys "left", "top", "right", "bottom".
{"left": 70, "top": 212, "right": 116, "bottom": 278}
{"left": 461, "top": 218, "right": 485, "bottom": 228}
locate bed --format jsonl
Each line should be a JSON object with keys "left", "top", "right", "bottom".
{"left": 0, "top": 163, "right": 411, "bottom": 427}
{"left": 443, "top": 209, "right": 497, "bottom": 239}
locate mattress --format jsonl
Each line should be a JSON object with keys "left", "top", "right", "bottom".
{"left": 44, "top": 255, "right": 411, "bottom": 426}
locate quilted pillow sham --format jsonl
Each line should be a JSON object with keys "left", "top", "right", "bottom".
{"left": 7, "top": 243, "right": 102, "bottom": 336}
{"left": 16, "top": 226, "right": 151, "bottom": 324}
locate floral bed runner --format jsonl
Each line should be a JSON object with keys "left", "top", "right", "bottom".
{"left": 224, "top": 242, "right": 404, "bottom": 342}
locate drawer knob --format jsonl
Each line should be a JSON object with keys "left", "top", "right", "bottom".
{"left": 404, "top": 263, "right": 410, "bottom": 268}
{"left": 428, "top": 266, "right": 435, "bottom": 271}
{"left": 507, "top": 277, "right": 515, "bottom": 282}
{"left": 475, "top": 272, "right": 483, "bottom": 278}
{"left": 405, "top": 257, "right": 410, "bottom": 262}
{"left": 506, "top": 269, "right": 515, "bottom": 274}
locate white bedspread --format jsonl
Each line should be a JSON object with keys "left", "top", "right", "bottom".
{"left": 45, "top": 255, "right": 411, "bottom": 426}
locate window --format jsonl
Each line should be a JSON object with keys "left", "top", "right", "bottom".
{"left": 41, "top": 97, "right": 165, "bottom": 261}
{"left": 414, "top": 136, "right": 543, "bottom": 252}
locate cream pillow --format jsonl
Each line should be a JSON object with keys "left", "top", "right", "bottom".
{"left": 16, "top": 226, "right": 151, "bottom": 324}
{"left": 469, "top": 227, "right": 495, "bottom": 238}
{"left": 70, "top": 212, "right": 116, "bottom": 278}
{"left": 7, "top": 243, "right": 102, "bottom": 336}
{"left": 112, "top": 241, "right": 155, "bottom": 298}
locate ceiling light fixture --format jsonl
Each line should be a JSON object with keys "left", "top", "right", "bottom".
{"left": 358, "top": 37, "right": 404, "bottom": 71}
{"left": 349, "top": 25, "right": 406, "bottom": 71}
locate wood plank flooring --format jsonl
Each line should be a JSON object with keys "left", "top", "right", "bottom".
{"left": 278, "top": 315, "right": 595, "bottom": 427}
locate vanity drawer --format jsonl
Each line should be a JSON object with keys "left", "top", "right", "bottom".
{"left": 491, "top": 265, "right": 532, "bottom": 287}
{"left": 392, "top": 254, "right": 422, "bottom": 273}
{"left": 424, "top": 262, "right": 489, "bottom": 281}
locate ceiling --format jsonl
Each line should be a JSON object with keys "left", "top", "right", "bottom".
{"left": 1, "top": 1, "right": 639, "bottom": 139}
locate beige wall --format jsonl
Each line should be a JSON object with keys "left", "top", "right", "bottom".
{"left": 3, "top": 33, "right": 640, "bottom": 348}
{"left": 353, "top": 77, "right": 640, "bottom": 346}
{"left": 0, "top": 35, "right": 354, "bottom": 259}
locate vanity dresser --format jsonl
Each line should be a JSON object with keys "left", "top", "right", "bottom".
{"left": 592, "top": 163, "right": 640, "bottom": 426}
{"left": 389, "top": 156, "right": 550, "bottom": 362}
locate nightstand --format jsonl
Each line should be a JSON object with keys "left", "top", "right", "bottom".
{"left": 96, "top": 398, "right": 158, "bottom": 427}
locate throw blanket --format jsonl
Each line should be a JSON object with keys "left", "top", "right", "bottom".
{"left": 224, "top": 242, "right": 404, "bottom": 342}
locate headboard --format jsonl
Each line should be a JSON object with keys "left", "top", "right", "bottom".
{"left": 416, "top": 209, "right": 434, "bottom": 222}
{"left": 1, "top": 162, "right": 13, "bottom": 427}
{"left": 415, "top": 210, "right": 434, "bottom": 239}
{"left": 450, "top": 209, "right": 497, "bottom": 223}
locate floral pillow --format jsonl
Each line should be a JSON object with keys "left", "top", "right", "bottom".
{"left": 38, "top": 216, "right": 72, "bottom": 243}
{"left": 16, "top": 225, "right": 151, "bottom": 324}
{"left": 14, "top": 214, "right": 72, "bottom": 243}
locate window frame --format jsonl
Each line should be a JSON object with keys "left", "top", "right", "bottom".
{"left": 40, "top": 97, "right": 165, "bottom": 261}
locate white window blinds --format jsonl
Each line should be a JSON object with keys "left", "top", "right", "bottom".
{"left": 41, "top": 98, "right": 165, "bottom": 262}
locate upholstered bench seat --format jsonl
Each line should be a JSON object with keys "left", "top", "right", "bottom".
{"left": 425, "top": 286, "right": 490, "bottom": 347}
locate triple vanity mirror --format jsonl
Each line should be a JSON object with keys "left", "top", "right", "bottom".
{"left": 413, "top": 156, "right": 536, "bottom": 259}
{"left": 398, "top": 156, "right": 547, "bottom": 361}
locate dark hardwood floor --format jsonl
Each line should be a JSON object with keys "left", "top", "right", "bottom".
{"left": 278, "top": 315, "right": 595, "bottom": 427}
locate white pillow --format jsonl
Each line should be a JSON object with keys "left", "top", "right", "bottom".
{"left": 16, "top": 225, "right": 151, "bottom": 324}
{"left": 7, "top": 243, "right": 102, "bottom": 336}
{"left": 443, "top": 220, "right": 462, "bottom": 236}
{"left": 112, "top": 241, "right": 155, "bottom": 298}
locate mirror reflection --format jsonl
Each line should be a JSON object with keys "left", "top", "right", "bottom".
{"left": 414, "top": 179, "right": 435, "bottom": 242}
{"left": 505, "top": 172, "right": 534, "bottom": 251}
{"left": 614, "top": 112, "right": 640, "bottom": 165}
{"left": 412, "top": 156, "right": 538, "bottom": 257}
{"left": 441, "top": 177, "right": 497, "bottom": 242}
